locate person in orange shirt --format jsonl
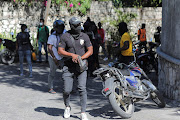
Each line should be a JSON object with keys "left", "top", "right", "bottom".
{"left": 117, "top": 22, "right": 134, "bottom": 64}
{"left": 138, "top": 23, "right": 147, "bottom": 51}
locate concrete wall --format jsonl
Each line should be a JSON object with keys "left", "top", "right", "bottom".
{"left": 161, "top": 0, "right": 180, "bottom": 59}
{"left": 0, "top": 1, "right": 44, "bottom": 38}
{"left": 157, "top": 48, "right": 180, "bottom": 101}
{"left": 0, "top": 1, "right": 162, "bottom": 41}
{"left": 90, "top": 2, "right": 162, "bottom": 41}
{"left": 157, "top": 0, "right": 180, "bottom": 101}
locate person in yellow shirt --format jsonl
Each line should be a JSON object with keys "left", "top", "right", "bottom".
{"left": 117, "top": 22, "right": 134, "bottom": 64}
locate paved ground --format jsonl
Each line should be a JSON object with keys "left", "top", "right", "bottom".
{"left": 0, "top": 59, "right": 180, "bottom": 120}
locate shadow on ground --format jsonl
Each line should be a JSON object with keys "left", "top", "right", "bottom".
{"left": 34, "top": 107, "right": 79, "bottom": 119}
{"left": 0, "top": 57, "right": 179, "bottom": 119}
{"left": 0, "top": 62, "right": 63, "bottom": 93}
{"left": 34, "top": 107, "right": 64, "bottom": 116}
{"left": 87, "top": 104, "right": 123, "bottom": 119}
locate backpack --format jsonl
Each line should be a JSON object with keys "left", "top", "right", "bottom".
{"left": 18, "top": 32, "right": 30, "bottom": 45}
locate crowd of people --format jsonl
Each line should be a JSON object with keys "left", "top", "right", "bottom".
{"left": 15, "top": 16, "right": 161, "bottom": 120}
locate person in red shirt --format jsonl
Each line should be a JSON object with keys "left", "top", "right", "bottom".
{"left": 97, "top": 22, "right": 108, "bottom": 61}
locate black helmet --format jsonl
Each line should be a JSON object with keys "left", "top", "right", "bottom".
{"left": 53, "top": 20, "right": 65, "bottom": 33}
{"left": 69, "top": 17, "right": 82, "bottom": 26}
{"left": 53, "top": 20, "right": 64, "bottom": 28}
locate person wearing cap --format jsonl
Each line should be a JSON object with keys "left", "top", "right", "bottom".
{"left": 16, "top": 24, "right": 33, "bottom": 77}
{"left": 58, "top": 17, "right": 93, "bottom": 120}
{"left": 47, "top": 20, "right": 65, "bottom": 94}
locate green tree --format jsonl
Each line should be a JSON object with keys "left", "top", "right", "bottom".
{"left": 60, "top": 0, "right": 91, "bottom": 15}
{"left": 11, "top": 0, "right": 91, "bottom": 15}
{"left": 105, "top": 9, "right": 137, "bottom": 43}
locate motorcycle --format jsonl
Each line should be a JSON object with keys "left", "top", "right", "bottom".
{"left": 0, "top": 38, "right": 17, "bottom": 64}
{"left": 93, "top": 60, "right": 165, "bottom": 119}
{"left": 136, "top": 42, "right": 159, "bottom": 73}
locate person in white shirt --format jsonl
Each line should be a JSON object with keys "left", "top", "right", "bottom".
{"left": 47, "top": 20, "right": 65, "bottom": 93}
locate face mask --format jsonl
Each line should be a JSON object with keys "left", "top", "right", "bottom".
{"left": 56, "top": 29, "right": 64, "bottom": 35}
{"left": 24, "top": 28, "right": 28, "bottom": 32}
{"left": 55, "top": 25, "right": 64, "bottom": 34}
{"left": 71, "top": 25, "right": 81, "bottom": 34}
{"left": 40, "top": 22, "right": 43, "bottom": 26}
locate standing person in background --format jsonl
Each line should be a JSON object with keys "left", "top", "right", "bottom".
{"left": 90, "top": 22, "right": 101, "bottom": 74}
{"left": 16, "top": 24, "right": 33, "bottom": 77}
{"left": 84, "top": 17, "right": 91, "bottom": 27}
{"left": 97, "top": 22, "right": 108, "bottom": 61}
{"left": 83, "top": 19, "right": 93, "bottom": 40}
{"left": 117, "top": 22, "right": 134, "bottom": 64}
{"left": 83, "top": 20, "right": 94, "bottom": 77}
{"left": 37, "top": 18, "right": 49, "bottom": 63}
{"left": 47, "top": 20, "right": 65, "bottom": 94}
{"left": 84, "top": 21, "right": 101, "bottom": 77}
{"left": 154, "top": 26, "right": 161, "bottom": 45}
{"left": 138, "top": 23, "right": 147, "bottom": 52}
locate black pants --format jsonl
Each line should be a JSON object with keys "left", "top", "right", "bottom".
{"left": 88, "top": 54, "right": 99, "bottom": 76}
{"left": 119, "top": 55, "right": 134, "bottom": 65}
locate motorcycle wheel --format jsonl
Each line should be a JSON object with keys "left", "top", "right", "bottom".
{"left": 150, "top": 90, "right": 166, "bottom": 108}
{"left": 108, "top": 81, "right": 134, "bottom": 119}
{"left": 137, "top": 57, "right": 151, "bottom": 73}
{"left": 1, "top": 48, "right": 15, "bottom": 65}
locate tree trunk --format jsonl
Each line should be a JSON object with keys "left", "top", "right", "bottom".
{"left": 44, "top": 0, "right": 51, "bottom": 25}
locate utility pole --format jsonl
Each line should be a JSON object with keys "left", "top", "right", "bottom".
{"left": 44, "top": 0, "right": 51, "bottom": 25}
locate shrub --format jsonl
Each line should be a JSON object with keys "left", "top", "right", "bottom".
{"left": 105, "top": 9, "right": 137, "bottom": 43}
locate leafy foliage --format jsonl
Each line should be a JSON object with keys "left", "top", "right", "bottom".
{"left": 108, "top": 10, "right": 137, "bottom": 27}
{"left": 10, "top": 0, "right": 162, "bottom": 15}
{"left": 105, "top": 9, "right": 137, "bottom": 43}
{"left": 59, "top": 0, "right": 91, "bottom": 15}
{"left": 11, "top": 0, "right": 91, "bottom": 15}
{"left": 11, "top": 0, "right": 162, "bottom": 7}
{"left": 112, "top": 0, "right": 162, "bottom": 7}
